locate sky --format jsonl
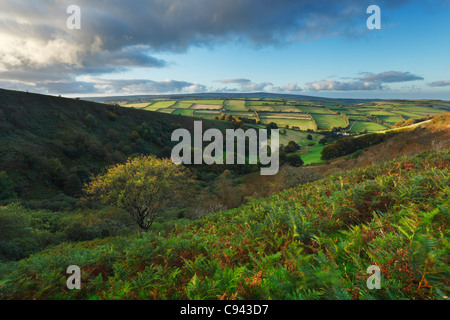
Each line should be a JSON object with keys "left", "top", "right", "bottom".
{"left": 0, "top": 0, "right": 449, "bottom": 99}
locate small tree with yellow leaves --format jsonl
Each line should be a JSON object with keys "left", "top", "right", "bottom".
{"left": 84, "top": 155, "right": 196, "bottom": 231}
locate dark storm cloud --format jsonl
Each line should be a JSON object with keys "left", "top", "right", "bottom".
{"left": 0, "top": 0, "right": 415, "bottom": 94}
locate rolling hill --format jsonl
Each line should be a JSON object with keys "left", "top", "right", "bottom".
{"left": 0, "top": 88, "right": 449, "bottom": 301}
{"left": 0, "top": 88, "right": 231, "bottom": 208}
{"left": 0, "top": 148, "right": 448, "bottom": 300}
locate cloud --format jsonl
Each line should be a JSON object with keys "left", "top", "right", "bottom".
{"left": 283, "top": 83, "right": 303, "bottom": 92}
{"left": 361, "top": 71, "right": 424, "bottom": 83}
{"left": 218, "top": 79, "right": 252, "bottom": 84}
{"left": 85, "top": 78, "right": 201, "bottom": 95}
{"left": 429, "top": 80, "right": 450, "bottom": 87}
{"left": 217, "top": 78, "right": 272, "bottom": 92}
{"left": 0, "top": 77, "right": 203, "bottom": 96}
{"left": 240, "top": 82, "right": 273, "bottom": 92}
{"left": 0, "top": 0, "right": 416, "bottom": 94}
{"left": 307, "top": 71, "right": 423, "bottom": 91}
{"left": 307, "top": 79, "right": 383, "bottom": 91}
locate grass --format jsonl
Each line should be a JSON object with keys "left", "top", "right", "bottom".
{"left": 271, "top": 106, "right": 302, "bottom": 113}
{"left": 173, "top": 109, "right": 195, "bottom": 117}
{"left": 110, "top": 97, "right": 446, "bottom": 132}
{"left": 157, "top": 108, "right": 176, "bottom": 114}
{"left": 144, "top": 101, "right": 176, "bottom": 110}
{"left": 260, "top": 118, "right": 316, "bottom": 131}
{"left": 300, "top": 144, "right": 324, "bottom": 165}
{"left": 184, "top": 100, "right": 224, "bottom": 105}
{"left": 246, "top": 101, "right": 285, "bottom": 106}
{"left": 391, "top": 111, "right": 423, "bottom": 120}
{"left": 172, "top": 101, "right": 194, "bottom": 109}
{"left": 249, "top": 106, "right": 275, "bottom": 112}
{"left": 121, "top": 102, "right": 153, "bottom": 109}
{"left": 397, "top": 106, "right": 443, "bottom": 115}
{"left": 350, "top": 121, "right": 390, "bottom": 132}
{"left": 224, "top": 100, "right": 247, "bottom": 111}
{"left": 193, "top": 111, "right": 221, "bottom": 119}
{"left": 295, "top": 106, "right": 331, "bottom": 114}
{"left": 278, "top": 129, "right": 323, "bottom": 147}
{"left": 311, "top": 114, "right": 348, "bottom": 129}
{"left": 378, "top": 115, "right": 405, "bottom": 124}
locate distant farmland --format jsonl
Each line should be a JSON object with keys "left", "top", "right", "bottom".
{"left": 110, "top": 97, "right": 448, "bottom": 133}
{"left": 101, "top": 96, "right": 448, "bottom": 165}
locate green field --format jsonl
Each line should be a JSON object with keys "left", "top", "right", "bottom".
{"left": 272, "top": 105, "right": 303, "bottom": 113}
{"left": 172, "top": 101, "right": 194, "bottom": 109}
{"left": 312, "top": 114, "right": 348, "bottom": 129}
{"left": 193, "top": 110, "right": 221, "bottom": 119}
{"left": 173, "top": 109, "right": 195, "bottom": 116}
{"left": 260, "top": 117, "right": 316, "bottom": 130}
{"left": 224, "top": 100, "right": 247, "bottom": 111}
{"left": 300, "top": 144, "right": 325, "bottom": 165}
{"left": 377, "top": 115, "right": 405, "bottom": 124}
{"left": 109, "top": 96, "right": 447, "bottom": 134}
{"left": 350, "top": 121, "right": 390, "bottom": 132}
{"left": 121, "top": 102, "right": 153, "bottom": 109}
{"left": 296, "top": 106, "right": 331, "bottom": 114}
{"left": 248, "top": 105, "right": 275, "bottom": 112}
{"left": 278, "top": 129, "right": 323, "bottom": 146}
{"left": 246, "top": 100, "right": 285, "bottom": 106}
{"left": 143, "top": 101, "right": 176, "bottom": 110}
{"left": 184, "top": 100, "right": 224, "bottom": 105}
{"left": 397, "top": 105, "right": 443, "bottom": 115}
{"left": 158, "top": 108, "right": 176, "bottom": 114}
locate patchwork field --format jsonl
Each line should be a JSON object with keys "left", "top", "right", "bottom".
{"left": 144, "top": 101, "right": 176, "bottom": 110}
{"left": 224, "top": 100, "right": 247, "bottom": 111}
{"left": 191, "top": 104, "right": 223, "bottom": 110}
{"left": 312, "top": 114, "right": 348, "bottom": 129}
{"left": 349, "top": 121, "right": 390, "bottom": 132}
{"left": 106, "top": 97, "right": 448, "bottom": 134}
{"left": 120, "top": 102, "right": 153, "bottom": 109}
{"left": 173, "top": 109, "right": 195, "bottom": 116}
{"left": 172, "top": 101, "right": 194, "bottom": 109}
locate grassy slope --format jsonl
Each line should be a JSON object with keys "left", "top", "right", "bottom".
{"left": 0, "top": 88, "right": 230, "bottom": 202}
{"left": 0, "top": 149, "right": 448, "bottom": 300}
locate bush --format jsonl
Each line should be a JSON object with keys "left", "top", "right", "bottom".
{"left": 0, "top": 172, "right": 17, "bottom": 201}
{"left": 84, "top": 155, "right": 197, "bottom": 231}
{"left": 287, "top": 153, "right": 304, "bottom": 167}
{"left": 321, "top": 133, "right": 389, "bottom": 160}
{"left": 107, "top": 112, "right": 118, "bottom": 121}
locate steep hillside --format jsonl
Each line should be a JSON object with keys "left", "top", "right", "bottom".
{"left": 0, "top": 88, "right": 230, "bottom": 207}
{"left": 317, "top": 113, "right": 450, "bottom": 176}
{"left": 0, "top": 149, "right": 448, "bottom": 300}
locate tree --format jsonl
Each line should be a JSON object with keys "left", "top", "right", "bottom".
{"left": 287, "top": 154, "right": 304, "bottom": 167}
{"left": 306, "top": 134, "right": 313, "bottom": 141}
{"left": 84, "top": 156, "right": 196, "bottom": 231}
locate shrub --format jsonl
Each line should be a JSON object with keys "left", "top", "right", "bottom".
{"left": 0, "top": 172, "right": 16, "bottom": 201}
{"left": 107, "top": 111, "right": 118, "bottom": 121}
{"left": 287, "top": 153, "right": 304, "bottom": 167}
{"left": 84, "top": 155, "right": 197, "bottom": 231}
